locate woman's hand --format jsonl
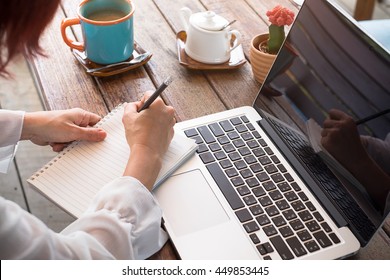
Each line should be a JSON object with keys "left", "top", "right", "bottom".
{"left": 21, "top": 108, "right": 107, "bottom": 152}
{"left": 122, "top": 92, "right": 175, "bottom": 190}
{"left": 321, "top": 109, "right": 368, "bottom": 167}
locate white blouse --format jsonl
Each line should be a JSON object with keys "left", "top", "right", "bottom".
{"left": 0, "top": 110, "right": 168, "bottom": 259}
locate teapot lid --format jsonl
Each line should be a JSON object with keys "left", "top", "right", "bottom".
{"left": 191, "top": 11, "right": 228, "bottom": 31}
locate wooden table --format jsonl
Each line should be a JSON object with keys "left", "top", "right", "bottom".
{"left": 29, "top": 0, "right": 389, "bottom": 259}
{"left": 354, "top": 0, "right": 376, "bottom": 20}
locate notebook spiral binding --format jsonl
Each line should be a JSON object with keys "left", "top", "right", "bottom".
{"left": 29, "top": 103, "right": 124, "bottom": 180}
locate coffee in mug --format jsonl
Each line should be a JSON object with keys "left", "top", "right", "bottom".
{"left": 87, "top": 10, "right": 128, "bottom": 21}
{"left": 61, "top": 0, "right": 135, "bottom": 65}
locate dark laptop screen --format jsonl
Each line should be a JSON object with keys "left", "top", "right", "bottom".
{"left": 254, "top": 0, "right": 390, "bottom": 139}
{"left": 254, "top": 0, "right": 389, "bottom": 242}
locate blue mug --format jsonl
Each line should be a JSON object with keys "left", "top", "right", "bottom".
{"left": 61, "top": 0, "right": 135, "bottom": 65}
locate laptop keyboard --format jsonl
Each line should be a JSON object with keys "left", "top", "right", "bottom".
{"left": 268, "top": 117, "right": 376, "bottom": 243}
{"left": 184, "top": 115, "right": 342, "bottom": 260}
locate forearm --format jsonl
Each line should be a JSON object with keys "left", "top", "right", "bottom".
{"left": 20, "top": 111, "right": 41, "bottom": 141}
{"left": 348, "top": 156, "right": 390, "bottom": 212}
{"left": 123, "top": 145, "right": 163, "bottom": 191}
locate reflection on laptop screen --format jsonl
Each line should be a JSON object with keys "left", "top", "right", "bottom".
{"left": 254, "top": 0, "right": 389, "bottom": 242}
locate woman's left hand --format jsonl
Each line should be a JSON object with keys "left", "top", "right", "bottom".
{"left": 21, "top": 108, "right": 107, "bottom": 151}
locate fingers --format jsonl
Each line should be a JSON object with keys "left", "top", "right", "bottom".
{"left": 71, "top": 108, "right": 103, "bottom": 127}
{"left": 140, "top": 91, "right": 154, "bottom": 102}
{"left": 327, "top": 109, "right": 347, "bottom": 120}
{"left": 124, "top": 101, "right": 139, "bottom": 115}
{"left": 74, "top": 127, "right": 107, "bottom": 142}
{"left": 323, "top": 109, "right": 355, "bottom": 130}
{"left": 50, "top": 143, "right": 68, "bottom": 152}
{"left": 85, "top": 111, "right": 103, "bottom": 127}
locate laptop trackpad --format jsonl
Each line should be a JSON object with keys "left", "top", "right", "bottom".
{"left": 154, "top": 169, "right": 230, "bottom": 237}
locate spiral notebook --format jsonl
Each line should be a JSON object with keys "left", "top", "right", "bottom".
{"left": 27, "top": 104, "right": 197, "bottom": 218}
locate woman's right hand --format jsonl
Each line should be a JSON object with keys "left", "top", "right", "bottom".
{"left": 121, "top": 92, "right": 176, "bottom": 190}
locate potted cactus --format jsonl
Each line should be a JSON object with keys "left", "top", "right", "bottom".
{"left": 250, "top": 5, "right": 295, "bottom": 83}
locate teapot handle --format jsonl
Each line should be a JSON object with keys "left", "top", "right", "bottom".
{"left": 227, "top": 30, "right": 241, "bottom": 53}
{"left": 180, "top": 7, "right": 192, "bottom": 31}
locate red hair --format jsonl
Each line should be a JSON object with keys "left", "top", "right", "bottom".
{"left": 0, "top": 0, "right": 61, "bottom": 77}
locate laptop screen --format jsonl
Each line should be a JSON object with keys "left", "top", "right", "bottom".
{"left": 254, "top": 0, "right": 389, "bottom": 240}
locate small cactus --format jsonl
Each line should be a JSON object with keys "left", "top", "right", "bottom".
{"left": 266, "top": 5, "right": 295, "bottom": 54}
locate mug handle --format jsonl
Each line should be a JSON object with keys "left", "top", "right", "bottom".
{"left": 227, "top": 30, "right": 241, "bottom": 53}
{"left": 61, "top": 18, "right": 84, "bottom": 51}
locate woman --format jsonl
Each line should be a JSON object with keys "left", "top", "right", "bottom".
{"left": 0, "top": 0, "right": 175, "bottom": 259}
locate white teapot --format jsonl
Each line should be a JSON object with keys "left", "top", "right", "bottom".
{"left": 180, "top": 7, "right": 241, "bottom": 64}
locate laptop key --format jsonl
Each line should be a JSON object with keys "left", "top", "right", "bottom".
{"left": 313, "top": 211, "right": 324, "bottom": 222}
{"left": 276, "top": 199, "right": 290, "bottom": 210}
{"left": 241, "top": 116, "right": 249, "bottom": 123}
{"left": 243, "top": 221, "right": 260, "bottom": 233}
{"left": 196, "top": 144, "right": 208, "bottom": 153}
{"left": 256, "top": 214, "right": 271, "bottom": 226}
{"left": 329, "top": 233, "right": 341, "bottom": 244}
{"left": 246, "top": 177, "right": 260, "bottom": 188}
{"left": 256, "top": 244, "right": 267, "bottom": 255}
{"left": 250, "top": 233, "right": 261, "bottom": 244}
{"left": 236, "top": 124, "right": 248, "bottom": 133}
{"left": 270, "top": 236, "right": 294, "bottom": 260}
{"left": 259, "top": 195, "right": 272, "bottom": 207}
{"left": 243, "top": 195, "right": 257, "bottom": 206}
{"left": 252, "top": 186, "right": 266, "bottom": 197}
{"left": 290, "top": 219, "right": 305, "bottom": 231}
{"left": 209, "top": 143, "right": 221, "bottom": 152}
{"left": 230, "top": 117, "right": 242, "bottom": 125}
{"left": 220, "top": 159, "right": 233, "bottom": 169}
{"left": 263, "top": 242, "right": 274, "bottom": 253}
{"left": 250, "top": 204, "right": 264, "bottom": 215}
{"left": 313, "top": 231, "right": 332, "bottom": 248}
{"left": 235, "top": 208, "right": 253, "bottom": 222}
{"left": 225, "top": 168, "right": 238, "bottom": 178}
{"left": 184, "top": 128, "right": 198, "bottom": 137}
{"left": 263, "top": 225, "right": 278, "bottom": 236}
{"left": 206, "top": 162, "right": 244, "bottom": 210}
{"left": 253, "top": 147, "right": 265, "bottom": 157}
{"left": 231, "top": 177, "right": 244, "bottom": 187}
{"left": 306, "top": 220, "right": 320, "bottom": 232}
{"left": 218, "top": 135, "right": 230, "bottom": 145}
{"left": 282, "top": 209, "right": 297, "bottom": 220}
{"left": 256, "top": 172, "right": 270, "bottom": 182}
{"left": 246, "top": 123, "right": 255, "bottom": 131}
{"left": 279, "top": 225, "right": 294, "bottom": 237}
{"left": 297, "top": 229, "right": 312, "bottom": 242}
{"left": 208, "top": 123, "right": 225, "bottom": 137}
{"left": 304, "top": 240, "right": 320, "bottom": 253}
{"left": 199, "top": 152, "right": 215, "bottom": 164}
{"left": 197, "top": 126, "right": 216, "bottom": 144}
{"left": 219, "top": 120, "right": 234, "bottom": 132}
{"left": 237, "top": 186, "right": 251, "bottom": 196}
{"left": 286, "top": 236, "right": 307, "bottom": 257}
{"left": 227, "top": 131, "right": 240, "bottom": 140}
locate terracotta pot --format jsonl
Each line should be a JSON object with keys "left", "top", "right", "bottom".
{"left": 249, "top": 33, "right": 276, "bottom": 84}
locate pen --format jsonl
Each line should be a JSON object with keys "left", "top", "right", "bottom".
{"left": 137, "top": 76, "right": 172, "bottom": 112}
{"left": 355, "top": 108, "right": 390, "bottom": 125}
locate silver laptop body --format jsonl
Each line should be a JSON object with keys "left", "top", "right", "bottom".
{"left": 154, "top": 0, "right": 390, "bottom": 260}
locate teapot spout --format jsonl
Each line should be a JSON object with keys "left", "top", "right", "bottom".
{"left": 180, "top": 7, "right": 192, "bottom": 31}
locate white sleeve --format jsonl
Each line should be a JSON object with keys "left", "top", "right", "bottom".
{"left": 0, "top": 110, "right": 25, "bottom": 173}
{"left": 0, "top": 177, "right": 168, "bottom": 259}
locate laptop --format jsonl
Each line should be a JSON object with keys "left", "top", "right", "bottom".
{"left": 154, "top": 0, "right": 390, "bottom": 260}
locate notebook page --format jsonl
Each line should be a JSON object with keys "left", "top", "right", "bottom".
{"left": 28, "top": 104, "right": 197, "bottom": 218}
